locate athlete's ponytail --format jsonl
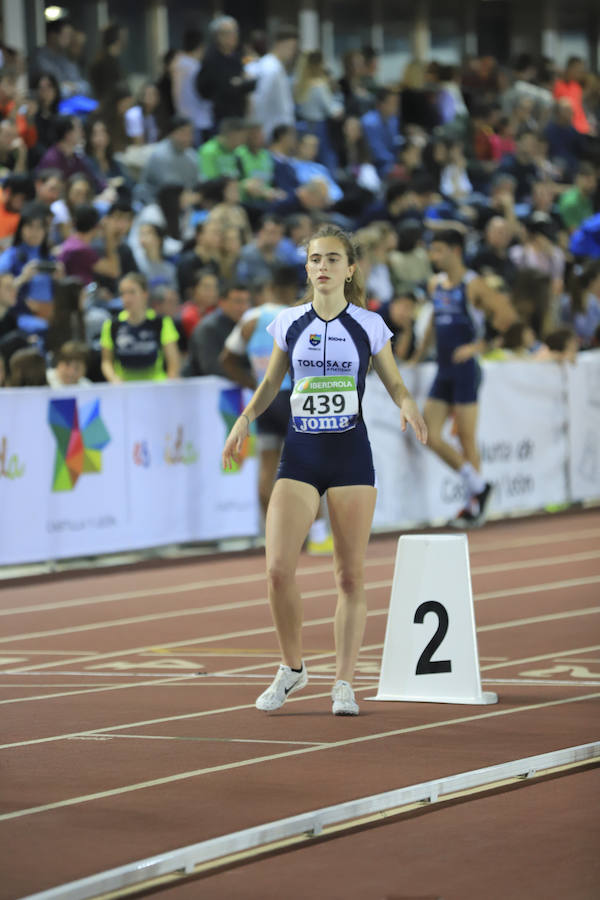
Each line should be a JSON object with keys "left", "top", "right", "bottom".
{"left": 302, "top": 224, "right": 367, "bottom": 309}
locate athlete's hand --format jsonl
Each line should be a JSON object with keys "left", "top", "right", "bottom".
{"left": 222, "top": 416, "right": 249, "bottom": 470}
{"left": 452, "top": 343, "right": 478, "bottom": 364}
{"left": 400, "top": 397, "right": 428, "bottom": 445}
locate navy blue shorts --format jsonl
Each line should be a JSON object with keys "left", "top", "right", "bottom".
{"left": 277, "top": 419, "right": 375, "bottom": 496}
{"left": 429, "top": 360, "right": 481, "bottom": 405}
{"left": 256, "top": 389, "right": 291, "bottom": 439}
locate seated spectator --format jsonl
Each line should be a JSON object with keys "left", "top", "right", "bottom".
{"left": 34, "top": 168, "right": 65, "bottom": 214}
{"left": 0, "top": 174, "right": 34, "bottom": 249}
{"left": 440, "top": 141, "right": 473, "bottom": 203}
{"left": 336, "top": 115, "right": 381, "bottom": 198}
{"left": 509, "top": 214, "right": 565, "bottom": 290}
{"left": 558, "top": 162, "right": 598, "bottom": 233}
{"left": 0, "top": 201, "right": 60, "bottom": 333}
{"left": 339, "top": 50, "right": 374, "bottom": 118}
{"left": 380, "top": 290, "right": 419, "bottom": 360}
{"left": 356, "top": 222, "right": 395, "bottom": 305}
{"left": 37, "top": 116, "right": 104, "bottom": 193}
{"left": 205, "top": 178, "right": 252, "bottom": 244}
{"left": 553, "top": 57, "right": 591, "bottom": 135}
{"left": 488, "top": 116, "right": 516, "bottom": 161}
{"left": 91, "top": 83, "right": 136, "bottom": 156}
{"left": 50, "top": 172, "right": 94, "bottom": 243}
{"left": 135, "top": 223, "right": 177, "bottom": 290}
{"left": 126, "top": 81, "right": 162, "bottom": 146}
{"left": 544, "top": 326, "right": 579, "bottom": 363}
{"left": 502, "top": 54, "right": 554, "bottom": 121}
{"left": 361, "top": 87, "right": 402, "bottom": 177}
{"left": 31, "top": 73, "right": 61, "bottom": 159}
{"left": 269, "top": 124, "right": 300, "bottom": 195}
{"left": 180, "top": 269, "right": 220, "bottom": 339}
{"left": 234, "top": 122, "right": 283, "bottom": 210}
{"left": 276, "top": 213, "right": 311, "bottom": 283}
{"left": 387, "top": 219, "right": 432, "bottom": 291}
{"left": 235, "top": 214, "right": 286, "bottom": 285}
{"left": 198, "top": 117, "right": 247, "bottom": 181}
{"left": 294, "top": 50, "right": 344, "bottom": 172}
{"left": 0, "top": 119, "right": 27, "bottom": 176}
{"left": 30, "top": 17, "right": 90, "bottom": 99}
{"left": 496, "top": 130, "right": 540, "bottom": 202}
{"left": 218, "top": 224, "right": 243, "bottom": 282}
{"left": 184, "top": 281, "right": 250, "bottom": 376}
{"left": 134, "top": 115, "right": 197, "bottom": 205}
{"left": 543, "top": 98, "right": 583, "bottom": 179}
{"left": 562, "top": 260, "right": 600, "bottom": 348}
{"left": 176, "top": 219, "right": 222, "bottom": 298}
{"left": 0, "top": 69, "right": 37, "bottom": 151}
{"left": 92, "top": 200, "right": 137, "bottom": 298}
{"left": 100, "top": 272, "right": 180, "bottom": 382}
{"left": 6, "top": 347, "right": 48, "bottom": 386}
{"left": 469, "top": 216, "right": 518, "bottom": 288}
{"left": 58, "top": 204, "right": 100, "bottom": 284}
{"left": 46, "top": 340, "right": 91, "bottom": 387}
{"left": 84, "top": 118, "right": 133, "bottom": 200}
{"left": 291, "top": 132, "right": 343, "bottom": 205}
{"left": 129, "top": 183, "right": 194, "bottom": 269}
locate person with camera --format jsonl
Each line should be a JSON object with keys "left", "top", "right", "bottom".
{"left": 0, "top": 200, "right": 63, "bottom": 338}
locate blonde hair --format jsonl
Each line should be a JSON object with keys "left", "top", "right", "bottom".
{"left": 294, "top": 51, "right": 326, "bottom": 104}
{"left": 303, "top": 224, "right": 366, "bottom": 308}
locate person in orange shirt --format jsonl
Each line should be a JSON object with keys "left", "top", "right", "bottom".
{"left": 0, "top": 69, "right": 38, "bottom": 149}
{"left": 0, "top": 174, "right": 35, "bottom": 248}
{"left": 553, "top": 57, "right": 591, "bottom": 135}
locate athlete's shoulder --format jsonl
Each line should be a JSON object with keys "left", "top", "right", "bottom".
{"left": 273, "top": 301, "right": 312, "bottom": 328}
{"left": 345, "top": 303, "right": 393, "bottom": 350}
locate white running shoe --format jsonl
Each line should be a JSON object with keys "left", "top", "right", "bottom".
{"left": 255, "top": 663, "right": 308, "bottom": 711}
{"left": 332, "top": 680, "right": 359, "bottom": 716}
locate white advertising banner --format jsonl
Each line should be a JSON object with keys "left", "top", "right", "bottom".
{"left": 0, "top": 379, "right": 259, "bottom": 566}
{"left": 567, "top": 350, "right": 600, "bottom": 502}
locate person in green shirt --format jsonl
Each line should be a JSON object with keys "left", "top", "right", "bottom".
{"left": 234, "top": 122, "right": 284, "bottom": 208}
{"left": 100, "top": 272, "right": 180, "bottom": 382}
{"left": 558, "top": 162, "right": 597, "bottom": 232}
{"left": 197, "top": 117, "right": 246, "bottom": 181}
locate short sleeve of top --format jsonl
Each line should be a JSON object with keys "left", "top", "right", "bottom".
{"left": 100, "top": 317, "right": 113, "bottom": 350}
{"left": 160, "top": 315, "right": 179, "bottom": 345}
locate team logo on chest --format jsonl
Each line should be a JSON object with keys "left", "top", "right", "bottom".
{"left": 309, "top": 333, "right": 321, "bottom": 346}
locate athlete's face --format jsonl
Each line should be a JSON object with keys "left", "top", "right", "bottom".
{"left": 306, "top": 237, "right": 355, "bottom": 294}
{"left": 428, "top": 241, "right": 455, "bottom": 272}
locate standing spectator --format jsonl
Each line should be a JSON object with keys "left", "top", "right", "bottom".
{"left": 36, "top": 116, "right": 104, "bottom": 193}
{"left": 100, "top": 272, "right": 180, "bottom": 382}
{"left": 46, "top": 340, "right": 91, "bottom": 387}
{"left": 30, "top": 18, "right": 90, "bottom": 98}
{"left": 198, "top": 117, "right": 247, "bottom": 181}
{"left": 171, "top": 28, "right": 213, "bottom": 144}
{"left": 89, "top": 24, "right": 125, "bottom": 106}
{"left": 195, "top": 16, "right": 255, "bottom": 127}
{"left": 0, "top": 174, "right": 34, "bottom": 248}
{"left": 294, "top": 51, "right": 344, "bottom": 172}
{"left": 361, "top": 88, "right": 402, "bottom": 178}
{"left": 553, "top": 57, "right": 592, "bottom": 135}
{"left": 134, "top": 115, "right": 197, "bottom": 205}
{"left": 185, "top": 282, "right": 250, "bottom": 376}
{"left": 155, "top": 50, "right": 177, "bottom": 128}
{"left": 57, "top": 204, "right": 100, "bottom": 284}
{"left": 251, "top": 28, "right": 298, "bottom": 142}
{"left": 558, "top": 162, "right": 598, "bottom": 232}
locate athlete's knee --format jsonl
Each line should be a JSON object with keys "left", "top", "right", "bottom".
{"left": 266, "top": 558, "right": 296, "bottom": 593}
{"left": 334, "top": 563, "right": 364, "bottom": 597}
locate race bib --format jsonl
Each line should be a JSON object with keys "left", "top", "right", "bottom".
{"left": 291, "top": 375, "right": 358, "bottom": 433}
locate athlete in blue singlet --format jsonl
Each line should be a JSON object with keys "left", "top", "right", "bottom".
{"left": 223, "top": 225, "right": 428, "bottom": 717}
{"left": 412, "top": 229, "right": 516, "bottom": 527}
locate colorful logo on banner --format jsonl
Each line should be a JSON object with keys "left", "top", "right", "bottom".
{"left": 133, "top": 440, "right": 151, "bottom": 468}
{"left": 0, "top": 436, "right": 25, "bottom": 480}
{"left": 219, "top": 386, "right": 254, "bottom": 472}
{"left": 164, "top": 426, "right": 198, "bottom": 465}
{"left": 48, "top": 398, "right": 110, "bottom": 491}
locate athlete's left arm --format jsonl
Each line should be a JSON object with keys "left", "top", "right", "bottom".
{"left": 372, "top": 342, "right": 428, "bottom": 445}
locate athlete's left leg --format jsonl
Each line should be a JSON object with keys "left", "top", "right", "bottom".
{"left": 453, "top": 402, "right": 480, "bottom": 471}
{"left": 327, "top": 484, "right": 377, "bottom": 683}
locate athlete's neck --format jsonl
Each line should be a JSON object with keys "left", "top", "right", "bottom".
{"left": 442, "top": 261, "right": 466, "bottom": 287}
{"left": 312, "top": 291, "right": 347, "bottom": 321}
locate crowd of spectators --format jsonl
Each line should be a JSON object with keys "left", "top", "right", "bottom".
{"left": 0, "top": 13, "right": 599, "bottom": 389}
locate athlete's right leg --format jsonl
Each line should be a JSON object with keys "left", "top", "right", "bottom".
{"left": 258, "top": 446, "right": 282, "bottom": 520}
{"left": 264, "top": 478, "right": 321, "bottom": 669}
{"left": 423, "top": 397, "right": 465, "bottom": 471}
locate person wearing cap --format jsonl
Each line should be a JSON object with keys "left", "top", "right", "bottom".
{"left": 134, "top": 116, "right": 198, "bottom": 205}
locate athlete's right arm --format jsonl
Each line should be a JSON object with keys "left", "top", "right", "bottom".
{"left": 222, "top": 343, "right": 289, "bottom": 470}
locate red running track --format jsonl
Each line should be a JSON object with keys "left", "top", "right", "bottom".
{"left": 0, "top": 509, "right": 599, "bottom": 899}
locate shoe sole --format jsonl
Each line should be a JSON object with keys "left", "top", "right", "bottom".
{"left": 333, "top": 706, "right": 359, "bottom": 716}
{"left": 255, "top": 672, "right": 308, "bottom": 711}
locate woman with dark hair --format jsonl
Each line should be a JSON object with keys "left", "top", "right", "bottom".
{"left": 0, "top": 201, "right": 62, "bottom": 336}
{"left": 91, "top": 84, "right": 135, "bottom": 155}
{"left": 31, "top": 72, "right": 61, "bottom": 157}
{"left": 50, "top": 172, "right": 94, "bottom": 243}
{"left": 7, "top": 347, "right": 48, "bottom": 386}
{"left": 136, "top": 222, "right": 177, "bottom": 289}
{"left": 84, "top": 118, "right": 132, "bottom": 198}
{"left": 89, "top": 23, "right": 125, "bottom": 106}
